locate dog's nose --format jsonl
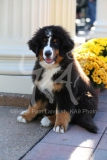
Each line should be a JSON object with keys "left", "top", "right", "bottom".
{"left": 45, "top": 50, "right": 52, "bottom": 57}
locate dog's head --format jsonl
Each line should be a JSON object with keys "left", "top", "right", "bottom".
{"left": 28, "top": 25, "right": 74, "bottom": 67}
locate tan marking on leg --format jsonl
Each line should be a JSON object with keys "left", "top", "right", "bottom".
{"left": 21, "top": 101, "right": 47, "bottom": 122}
{"left": 54, "top": 108, "right": 71, "bottom": 131}
{"left": 48, "top": 115, "right": 56, "bottom": 125}
{"left": 43, "top": 38, "right": 47, "bottom": 42}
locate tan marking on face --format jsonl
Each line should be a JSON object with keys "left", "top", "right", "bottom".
{"left": 39, "top": 49, "right": 44, "bottom": 61}
{"left": 48, "top": 115, "right": 56, "bottom": 125}
{"left": 53, "top": 39, "right": 57, "bottom": 43}
{"left": 43, "top": 38, "right": 47, "bottom": 42}
{"left": 21, "top": 100, "right": 47, "bottom": 122}
{"left": 53, "top": 83, "right": 63, "bottom": 92}
{"left": 55, "top": 108, "right": 71, "bottom": 131}
{"left": 54, "top": 49, "right": 63, "bottom": 64}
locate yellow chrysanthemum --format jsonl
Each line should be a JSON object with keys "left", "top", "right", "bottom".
{"left": 93, "top": 77, "right": 99, "bottom": 83}
{"left": 84, "top": 69, "right": 90, "bottom": 76}
{"left": 73, "top": 38, "right": 107, "bottom": 63}
{"left": 99, "top": 56, "right": 107, "bottom": 63}
{"left": 87, "top": 64, "right": 93, "bottom": 70}
{"left": 97, "top": 79, "right": 102, "bottom": 84}
{"left": 73, "top": 51, "right": 107, "bottom": 88}
{"left": 93, "top": 62, "right": 99, "bottom": 69}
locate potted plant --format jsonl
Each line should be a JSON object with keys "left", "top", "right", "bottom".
{"left": 73, "top": 52, "right": 107, "bottom": 92}
{"left": 74, "top": 38, "right": 107, "bottom": 63}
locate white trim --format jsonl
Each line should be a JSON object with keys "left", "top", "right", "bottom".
{"left": 0, "top": 75, "right": 33, "bottom": 94}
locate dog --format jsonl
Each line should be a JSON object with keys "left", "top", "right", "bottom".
{"left": 17, "top": 25, "right": 98, "bottom": 133}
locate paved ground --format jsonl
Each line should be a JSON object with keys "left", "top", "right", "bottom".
{"left": 0, "top": 106, "right": 51, "bottom": 160}
{"left": 0, "top": 90, "right": 107, "bottom": 160}
{"left": 21, "top": 90, "right": 107, "bottom": 160}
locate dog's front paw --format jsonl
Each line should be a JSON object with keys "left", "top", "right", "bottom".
{"left": 17, "top": 110, "right": 28, "bottom": 123}
{"left": 41, "top": 117, "right": 51, "bottom": 127}
{"left": 17, "top": 116, "right": 27, "bottom": 123}
{"left": 53, "top": 126, "right": 65, "bottom": 133}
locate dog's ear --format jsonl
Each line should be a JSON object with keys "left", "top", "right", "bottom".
{"left": 27, "top": 28, "right": 42, "bottom": 57}
{"left": 27, "top": 39, "right": 36, "bottom": 53}
{"left": 27, "top": 39, "right": 39, "bottom": 57}
{"left": 60, "top": 37, "right": 74, "bottom": 57}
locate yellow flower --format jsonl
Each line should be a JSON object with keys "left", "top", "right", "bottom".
{"left": 93, "top": 77, "right": 99, "bottom": 83}
{"left": 99, "top": 56, "right": 107, "bottom": 63}
{"left": 93, "top": 77, "right": 101, "bottom": 84}
{"left": 93, "top": 62, "right": 99, "bottom": 69}
{"left": 84, "top": 69, "right": 90, "bottom": 76}
{"left": 73, "top": 38, "right": 107, "bottom": 63}
{"left": 97, "top": 79, "right": 102, "bottom": 84}
{"left": 73, "top": 45, "right": 107, "bottom": 88}
{"left": 87, "top": 64, "right": 93, "bottom": 70}
{"left": 102, "top": 77, "right": 107, "bottom": 84}
{"left": 96, "top": 70, "right": 102, "bottom": 75}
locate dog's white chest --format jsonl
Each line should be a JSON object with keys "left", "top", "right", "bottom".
{"left": 36, "top": 67, "right": 61, "bottom": 93}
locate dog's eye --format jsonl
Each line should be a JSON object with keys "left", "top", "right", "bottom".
{"left": 53, "top": 39, "right": 58, "bottom": 45}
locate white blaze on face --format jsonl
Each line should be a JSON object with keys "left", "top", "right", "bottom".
{"left": 43, "top": 36, "right": 53, "bottom": 60}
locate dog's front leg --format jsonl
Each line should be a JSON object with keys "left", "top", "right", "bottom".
{"left": 17, "top": 100, "right": 47, "bottom": 123}
{"left": 17, "top": 87, "right": 47, "bottom": 123}
{"left": 53, "top": 107, "right": 71, "bottom": 133}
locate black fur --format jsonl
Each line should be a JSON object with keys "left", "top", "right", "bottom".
{"left": 28, "top": 25, "right": 74, "bottom": 57}
{"left": 28, "top": 25, "right": 98, "bottom": 133}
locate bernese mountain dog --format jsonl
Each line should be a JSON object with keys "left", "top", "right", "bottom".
{"left": 17, "top": 25, "right": 98, "bottom": 133}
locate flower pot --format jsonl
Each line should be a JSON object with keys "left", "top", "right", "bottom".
{"left": 94, "top": 88, "right": 100, "bottom": 94}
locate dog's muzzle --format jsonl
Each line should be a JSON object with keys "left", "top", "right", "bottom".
{"left": 44, "top": 50, "right": 57, "bottom": 64}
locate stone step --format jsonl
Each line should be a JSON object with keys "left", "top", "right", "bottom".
{"left": 0, "top": 92, "right": 30, "bottom": 108}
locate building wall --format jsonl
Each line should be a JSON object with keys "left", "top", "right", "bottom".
{"left": 0, "top": 0, "right": 76, "bottom": 94}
